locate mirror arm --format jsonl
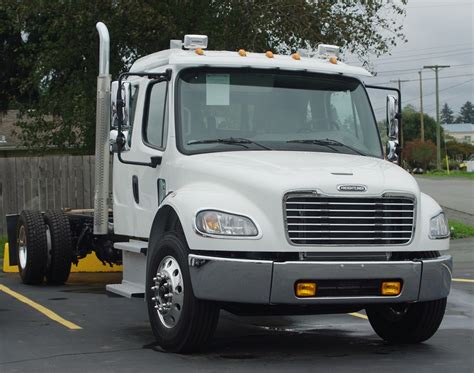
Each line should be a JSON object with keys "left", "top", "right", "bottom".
{"left": 114, "top": 69, "right": 172, "bottom": 168}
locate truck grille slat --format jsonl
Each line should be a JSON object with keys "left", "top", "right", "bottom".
{"left": 284, "top": 194, "right": 415, "bottom": 245}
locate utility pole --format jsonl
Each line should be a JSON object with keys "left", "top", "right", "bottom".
{"left": 390, "top": 79, "right": 409, "bottom": 148}
{"left": 418, "top": 71, "right": 424, "bottom": 142}
{"left": 423, "top": 65, "right": 450, "bottom": 169}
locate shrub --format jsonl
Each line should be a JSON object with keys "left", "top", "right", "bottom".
{"left": 404, "top": 140, "right": 437, "bottom": 170}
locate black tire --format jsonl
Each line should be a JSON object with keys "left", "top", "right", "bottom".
{"left": 16, "top": 210, "right": 48, "bottom": 285}
{"left": 146, "top": 231, "right": 220, "bottom": 353}
{"left": 366, "top": 297, "right": 447, "bottom": 343}
{"left": 43, "top": 210, "right": 72, "bottom": 284}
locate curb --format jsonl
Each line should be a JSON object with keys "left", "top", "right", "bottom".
{"left": 3, "top": 243, "right": 122, "bottom": 273}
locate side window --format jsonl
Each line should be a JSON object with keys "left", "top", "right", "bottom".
{"left": 144, "top": 81, "right": 167, "bottom": 149}
{"left": 127, "top": 85, "right": 139, "bottom": 146}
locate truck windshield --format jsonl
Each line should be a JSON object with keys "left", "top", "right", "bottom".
{"left": 177, "top": 68, "right": 382, "bottom": 157}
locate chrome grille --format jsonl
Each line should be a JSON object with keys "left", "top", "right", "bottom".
{"left": 284, "top": 194, "right": 415, "bottom": 245}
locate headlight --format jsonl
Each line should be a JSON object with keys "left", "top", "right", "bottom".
{"left": 429, "top": 212, "right": 449, "bottom": 239}
{"left": 195, "top": 210, "right": 259, "bottom": 237}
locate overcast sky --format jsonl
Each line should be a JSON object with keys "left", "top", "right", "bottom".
{"left": 352, "top": 0, "right": 473, "bottom": 122}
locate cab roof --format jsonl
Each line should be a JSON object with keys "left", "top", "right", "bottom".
{"left": 130, "top": 49, "right": 372, "bottom": 78}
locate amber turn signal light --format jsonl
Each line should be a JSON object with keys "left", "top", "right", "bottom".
{"left": 296, "top": 282, "right": 317, "bottom": 297}
{"left": 381, "top": 281, "right": 402, "bottom": 296}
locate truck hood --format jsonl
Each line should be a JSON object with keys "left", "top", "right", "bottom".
{"left": 174, "top": 151, "right": 419, "bottom": 198}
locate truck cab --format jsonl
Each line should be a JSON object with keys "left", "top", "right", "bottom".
{"left": 105, "top": 31, "right": 451, "bottom": 352}
{"left": 9, "top": 24, "right": 452, "bottom": 354}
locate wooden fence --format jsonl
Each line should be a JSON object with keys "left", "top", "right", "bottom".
{"left": 0, "top": 155, "right": 97, "bottom": 236}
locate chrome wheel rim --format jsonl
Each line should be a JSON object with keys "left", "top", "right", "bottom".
{"left": 150, "top": 255, "right": 184, "bottom": 328}
{"left": 18, "top": 225, "right": 27, "bottom": 270}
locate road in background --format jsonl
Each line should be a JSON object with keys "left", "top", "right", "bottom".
{"left": 415, "top": 176, "right": 474, "bottom": 225}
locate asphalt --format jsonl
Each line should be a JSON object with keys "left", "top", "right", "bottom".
{"left": 0, "top": 238, "right": 473, "bottom": 373}
{"left": 415, "top": 177, "right": 474, "bottom": 225}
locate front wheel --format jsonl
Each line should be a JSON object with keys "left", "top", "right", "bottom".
{"left": 146, "top": 231, "right": 220, "bottom": 353}
{"left": 366, "top": 298, "right": 447, "bottom": 343}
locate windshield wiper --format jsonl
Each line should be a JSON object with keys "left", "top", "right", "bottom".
{"left": 187, "top": 137, "right": 272, "bottom": 150}
{"left": 287, "top": 138, "right": 367, "bottom": 156}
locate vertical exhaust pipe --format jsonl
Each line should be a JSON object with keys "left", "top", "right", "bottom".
{"left": 94, "top": 22, "right": 111, "bottom": 235}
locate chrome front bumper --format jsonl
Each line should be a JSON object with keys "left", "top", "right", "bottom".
{"left": 188, "top": 254, "right": 452, "bottom": 305}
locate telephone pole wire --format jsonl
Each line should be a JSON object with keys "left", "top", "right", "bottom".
{"left": 423, "top": 65, "right": 450, "bottom": 169}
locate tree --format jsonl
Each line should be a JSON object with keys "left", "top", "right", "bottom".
{"left": 446, "top": 139, "right": 474, "bottom": 161}
{"left": 440, "top": 103, "right": 454, "bottom": 124}
{"left": 456, "top": 101, "right": 474, "bottom": 123}
{"left": 2, "top": 0, "right": 409, "bottom": 151}
{"left": 404, "top": 140, "right": 436, "bottom": 170}
{"left": 401, "top": 106, "right": 445, "bottom": 144}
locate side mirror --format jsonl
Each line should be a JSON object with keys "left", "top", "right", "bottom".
{"left": 386, "top": 95, "right": 399, "bottom": 163}
{"left": 110, "top": 81, "right": 132, "bottom": 152}
{"left": 111, "top": 81, "right": 132, "bottom": 129}
{"left": 110, "top": 129, "right": 130, "bottom": 153}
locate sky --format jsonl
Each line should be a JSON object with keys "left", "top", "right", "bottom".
{"left": 350, "top": 0, "right": 473, "bottom": 123}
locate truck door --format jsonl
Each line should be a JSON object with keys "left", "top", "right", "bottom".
{"left": 133, "top": 79, "right": 169, "bottom": 238}
{"left": 113, "top": 78, "right": 168, "bottom": 238}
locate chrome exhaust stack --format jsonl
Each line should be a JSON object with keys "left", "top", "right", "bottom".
{"left": 93, "top": 22, "right": 111, "bottom": 235}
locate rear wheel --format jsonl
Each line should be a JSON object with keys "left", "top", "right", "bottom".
{"left": 16, "top": 210, "right": 47, "bottom": 285}
{"left": 366, "top": 298, "right": 447, "bottom": 343}
{"left": 146, "top": 231, "right": 220, "bottom": 353}
{"left": 43, "top": 210, "right": 72, "bottom": 284}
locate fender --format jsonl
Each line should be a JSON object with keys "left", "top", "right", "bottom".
{"left": 147, "top": 183, "right": 277, "bottom": 255}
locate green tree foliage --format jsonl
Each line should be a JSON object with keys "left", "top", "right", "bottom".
{"left": 440, "top": 103, "right": 454, "bottom": 124}
{"left": 446, "top": 139, "right": 474, "bottom": 161}
{"left": 401, "top": 106, "right": 445, "bottom": 144}
{"left": 404, "top": 140, "right": 436, "bottom": 170}
{"left": 1, "top": 0, "right": 408, "bottom": 151}
{"left": 0, "top": 6, "right": 38, "bottom": 110}
{"left": 456, "top": 101, "right": 474, "bottom": 123}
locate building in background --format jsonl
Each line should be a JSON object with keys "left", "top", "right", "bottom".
{"left": 441, "top": 123, "right": 474, "bottom": 145}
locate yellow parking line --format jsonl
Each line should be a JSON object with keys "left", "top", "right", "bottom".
{"left": 453, "top": 278, "right": 474, "bottom": 283}
{"left": 348, "top": 312, "right": 368, "bottom": 320}
{"left": 0, "top": 284, "right": 82, "bottom": 330}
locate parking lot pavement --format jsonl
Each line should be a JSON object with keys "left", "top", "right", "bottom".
{"left": 415, "top": 176, "right": 474, "bottom": 218}
{"left": 1, "top": 239, "right": 473, "bottom": 373}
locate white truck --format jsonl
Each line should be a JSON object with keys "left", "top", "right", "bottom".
{"left": 6, "top": 23, "right": 452, "bottom": 353}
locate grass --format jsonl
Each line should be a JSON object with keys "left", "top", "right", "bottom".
{"left": 422, "top": 170, "right": 474, "bottom": 180}
{"left": 449, "top": 220, "right": 474, "bottom": 239}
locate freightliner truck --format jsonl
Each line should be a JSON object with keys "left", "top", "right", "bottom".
{"left": 6, "top": 23, "right": 452, "bottom": 353}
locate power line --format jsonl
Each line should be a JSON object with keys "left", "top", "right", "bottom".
{"left": 374, "top": 63, "right": 473, "bottom": 76}
{"left": 373, "top": 51, "right": 474, "bottom": 66}
{"left": 345, "top": 47, "right": 474, "bottom": 64}
{"left": 372, "top": 79, "right": 474, "bottom": 112}
{"left": 407, "top": 2, "right": 472, "bottom": 8}
{"left": 370, "top": 73, "right": 474, "bottom": 86}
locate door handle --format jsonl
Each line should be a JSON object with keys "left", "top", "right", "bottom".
{"left": 132, "top": 175, "right": 139, "bottom": 204}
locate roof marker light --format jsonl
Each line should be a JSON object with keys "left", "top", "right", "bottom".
{"left": 265, "top": 51, "right": 274, "bottom": 58}
{"left": 329, "top": 56, "right": 337, "bottom": 64}
{"left": 292, "top": 53, "right": 301, "bottom": 60}
{"left": 195, "top": 48, "right": 204, "bottom": 55}
{"left": 238, "top": 49, "right": 247, "bottom": 57}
